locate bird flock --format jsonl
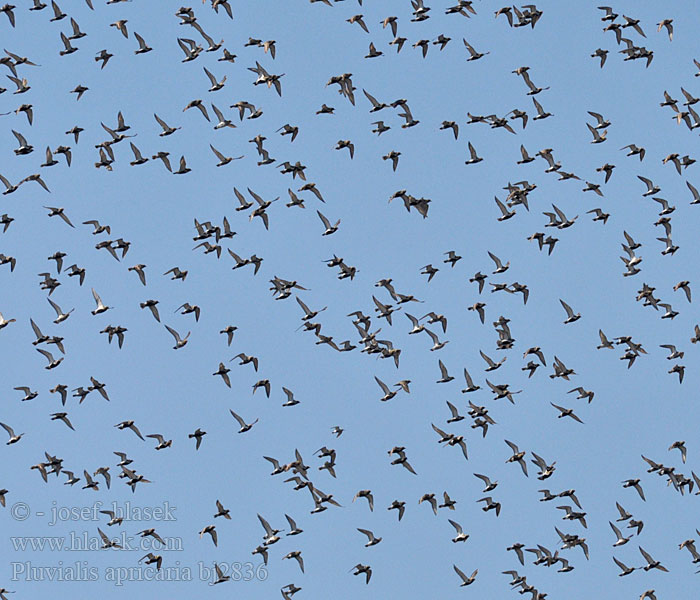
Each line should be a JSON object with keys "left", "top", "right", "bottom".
{"left": 1, "top": 1, "right": 700, "bottom": 598}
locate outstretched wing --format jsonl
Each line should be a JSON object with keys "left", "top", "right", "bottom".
{"left": 164, "top": 325, "right": 181, "bottom": 342}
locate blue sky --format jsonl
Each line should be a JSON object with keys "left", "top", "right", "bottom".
{"left": 1, "top": 0, "right": 699, "bottom": 597}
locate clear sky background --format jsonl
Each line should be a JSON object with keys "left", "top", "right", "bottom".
{"left": 1, "top": 0, "right": 699, "bottom": 598}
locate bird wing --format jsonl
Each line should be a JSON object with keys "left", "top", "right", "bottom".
{"left": 316, "top": 210, "right": 331, "bottom": 229}
{"left": 164, "top": 325, "right": 181, "bottom": 342}
{"left": 639, "top": 546, "right": 653, "bottom": 563}
{"left": 479, "top": 350, "right": 495, "bottom": 367}
{"left": 487, "top": 251, "right": 502, "bottom": 268}
{"left": 374, "top": 376, "right": 391, "bottom": 395}
{"left": 203, "top": 66, "right": 218, "bottom": 86}
{"left": 448, "top": 519, "right": 462, "bottom": 534}
{"left": 36, "top": 347, "right": 54, "bottom": 362}
{"left": 153, "top": 113, "right": 169, "bottom": 130}
{"left": 47, "top": 297, "right": 63, "bottom": 317}
{"left": 637, "top": 175, "right": 653, "bottom": 190}
{"left": 424, "top": 328, "right": 439, "bottom": 344}
{"left": 446, "top": 401, "right": 460, "bottom": 418}
{"left": 504, "top": 439, "right": 520, "bottom": 453}
{"left": 431, "top": 423, "right": 449, "bottom": 438}
{"left": 531, "top": 452, "right": 547, "bottom": 469}
{"left": 229, "top": 410, "right": 246, "bottom": 427}
{"left": 560, "top": 299, "right": 574, "bottom": 317}
{"left": 257, "top": 514, "right": 273, "bottom": 535}
{"left": 30, "top": 318, "right": 44, "bottom": 338}
{"left": 247, "top": 188, "right": 265, "bottom": 205}
{"left": 134, "top": 32, "right": 148, "bottom": 48}
{"left": 494, "top": 197, "right": 510, "bottom": 216}
{"left": 91, "top": 288, "right": 103, "bottom": 306}
{"left": 209, "top": 144, "right": 226, "bottom": 161}
{"left": 363, "top": 89, "right": 381, "bottom": 107}
{"left": 609, "top": 521, "right": 624, "bottom": 539}
{"left": 296, "top": 296, "right": 312, "bottom": 315}
{"left": 12, "top": 130, "right": 28, "bottom": 145}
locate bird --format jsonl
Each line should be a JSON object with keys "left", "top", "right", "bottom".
{"left": 146, "top": 434, "right": 172, "bottom": 450}
{"left": 613, "top": 556, "right": 637, "bottom": 576}
{"left": 622, "top": 478, "right": 646, "bottom": 500}
{"left": 375, "top": 377, "right": 397, "bottom": 402}
{"left": 342, "top": 11, "right": 369, "bottom": 31}
{"left": 480, "top": 350, "right": 506, "bottom": 371}
{"left": 463, "top": 38, "right": 489, "bottom": 60}
{"left": 165, "top": 325, "right": 190, "bottom": 350}
{"left": 474, "top": 473, "right": 498, "bottom": 492}
{"left": 477, "top": 496, "right": 501, "bottom": 516}
{"left": 154, "top": 114, "right": 181, "bottom": 136}
{"left": 133, "top": 32, "right": 152, "bottom": 54}
{"left": 283, "top": 551, "right": 304, "bottom": 573}
{"left": 209, "top": 144, "right": 243, "bottom": 167}
{"left": 47, "top": 298, "right": 73, "bottom": 324}
{"left": 0, "top": 312, "right": 16, "bottom": 330}
{"left": 495, "top": 196, "right": 516, "bottom": 221}
{"left": 669, "top": 440, "right": 687, "bottom": 463}
{"left": 199, "top": 524, "right": 218, "bottom": 546}
{"left": 464, "top": 141, "right": 483, "bottom": 164}
{"left": 587, "top": 123, "right": 607, "bottom": 143}
{"left": 252, "top": 379, "right": 271, "bottom": 397}
{"left": 622, "top": 144, "right": 645, "bottom": 161}
{"left": 382, "top": 150, "right": 401, "bottom": 171}
{"left": 139, "top": 553, "right": 162, "bottom": 571}
{"left": 610, "top": 521, "right": 631, "bottom": 546}
{"left": 357, "top": 528, "right": 382, "bottom": 547}
{"left": 560, "top": 299, "right": 581, "bottom": 323}
{"left": 258, "top": 513, "right": 283, "bottom": 545}
{"left": 94, "top": 49, "right": 113, "bottom": 69}
{"left": 461, "top": 368, "right": 480, "bottom": 393}
{"left": 184, "top": 99, "right": 210, "bottom": 122}
{"left": 176, "top": 303, "right": 201, "bottom": 322}
{"left": 229, "top": 409, "right": 258, "bottom": 433}
{"left": 639, "top": 546, "right": 668, "bottom": 572}
{"left": 674, "top": 281, "right": 692, "bottom": 302}
{"left": 139, "top": 300, "right": 160, "bottom": 322}
{"left": 317, "top": 210, "right": 340, "bottom": 235}
{"left": 0, "top": 422, "right": 23, "bottom": 444}
{"left": 90, "top": 289, "right": 110, "bottom": 315}
{"left": 419, "top": 493, "right": 438, "bottom": 515}
{"left": 453, "top": 565, "right": 477, "bottom": 586}
{"left": 657, "top": 19, "right": 673, "bottom": 41}
{"left": 505, "top": 440, "right": 528, "bottom": 476}
{"left": 550, "top": 402, "right": 584, "bottom": 423}
{"left": 115, "top": 420, "right": 144, "bottom": 440}
{"left": 36, "top": 348, "right": 63, "bottom": 369}
{"left": 128, "top": 264, "right": 147, "bottom": 286}
{"left": 532, "top": 96, "right": 552, "bottom": 119}
{"left": 350, "top": 564, "right": 372, "bottom": 584}
{"left": 591, "top": 48, "right": 609, "bottom": 67}
{"left": 387, "top": 500, "right": 406, "bottom": 521}
{"left": 353, "top": 489, "right": 374, "bottom": 512}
